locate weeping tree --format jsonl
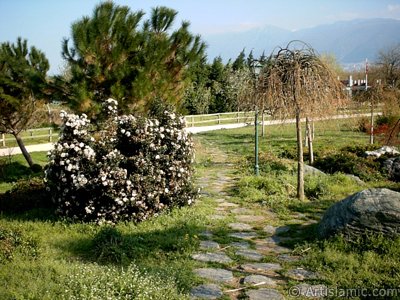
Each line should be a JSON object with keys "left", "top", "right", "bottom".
{"left": 60, "top": 2, "right": 205, "bottom": 117}
{"left": 259, "top": 41, "right": 345, "bottom": 200}
{"left": 0, "top": 38, "right": 49, "bottom": 168}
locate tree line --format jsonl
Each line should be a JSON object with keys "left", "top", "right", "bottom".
{"left": 1, "top": 1, "right": 400, "bottom": 174}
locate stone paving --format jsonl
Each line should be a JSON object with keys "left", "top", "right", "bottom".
{"left": 190, "top": 147, "right": 322, "bottom": 299}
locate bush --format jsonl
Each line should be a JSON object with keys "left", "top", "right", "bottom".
{"left": 45, "top": 99, "right": 197, "bottom": 224}
{"left": 0, "top": 177, "right": 53, "bottom": 213}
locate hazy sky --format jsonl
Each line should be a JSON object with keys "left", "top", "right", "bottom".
{"left": 1, "top": 0, "right": 400, "bottom": 74}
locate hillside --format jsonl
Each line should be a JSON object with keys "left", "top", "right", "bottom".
{"left": 204, "top": 18, "right": 400, "bottom": 64}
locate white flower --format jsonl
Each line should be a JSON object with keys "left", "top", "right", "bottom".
{"left": 155, "top": 155, "right": 160, "bottom": 160}
{"left": 121, "top": 129, "right": 126, "bottom": 134}
{"left": 126, "top": 131, "right": 131, "bottom": 137}
{"left": 79, "top": 142, "right": 84, "bottom": 148}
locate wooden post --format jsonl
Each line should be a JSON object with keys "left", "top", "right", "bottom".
{"left": 237, "top": 112, "right": 239, "bottom": 123}
{"left": 1, "top": 134, "right": 5, "bottom": 147}
{"left": 218, "top": 114, "right": 221, "bottom": 124}
{"left": 49, "top": 128, "right": 53, "bottom": 142}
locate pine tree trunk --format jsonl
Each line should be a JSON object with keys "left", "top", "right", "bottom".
{"left": 296, "top": 111, "right": 305, "bottom": 201}
{"left": 14, "top": 134, "right": 34, "bottom": 168}
{"left": 306, "top": 117, "right": 314, "bottom": 165}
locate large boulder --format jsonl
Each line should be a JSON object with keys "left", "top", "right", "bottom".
{"left": 383, "top": 157, "right": 400, "bottom": 182}
{"left": 318, "top": 188, "right": 400, "bottom": 239}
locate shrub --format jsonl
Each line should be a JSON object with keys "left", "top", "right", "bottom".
{"left": 45, "top": 99, "right": 197, "bottom": 224}
{"left": 0, "top": 177, "right": 53, "bottom": 213}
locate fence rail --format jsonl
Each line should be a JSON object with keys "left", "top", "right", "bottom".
{"left": 0, "top": 128, "right": 59, "bottom": 147}
{"left": 0, "top": 105, "right": 380, "bottom": 148}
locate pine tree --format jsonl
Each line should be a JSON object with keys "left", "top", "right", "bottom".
{"left": 0, "top": 38, "right": 49, "bottom": 168}
{"left": 60, "top": 2, "right": 205, "bottom": 118}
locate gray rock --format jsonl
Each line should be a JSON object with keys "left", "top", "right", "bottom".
{"left": 235, "top": 249, "right": 263, "bottom": 261}
{"left": 365, "top": 146, "right": 399, "bottom": 158}
{"left": 229, "top": 232, "right": 258, "bottom": 239}
{"left": 286, "top": 268, "right": 319, "bottom": 281}
{"left": 263, "top": 225, "right": 277, "bottom": 235}
{"left": 344, "top": 174, "right": 365, "bottom": 185}
{"left": 228, "top": 223, "right": 253, "bottom": 231}
{"left": 292, "top": 283, "right": 328, "bottom": 298}
{"left": 241, "top": 262, "right": 282, "bottom": 273}
{"left": 231, "top": 207, "right": 253, "bottom": 214}
{"left": 277, "top": 254, "right": 301, "bottom": 263}
{"left": 199, "top": 231, "right": 213, "bottom": 239}
{"left": 383, "top": 157, "right": 400, "bottom": 181}
{"left": 236, "top": 215, "right": 265, "bottom": 222}
{"left": 243, "top": 275, "right": 277, "bottom": 287}
{"left": 190, "top": 284, "right": 223, "bottom": 299}
{"left": 194, "top": 268, "right": 234, "bottom": 283}
{"left": 304, "top": 164, "right": 326, "bottom": 176}
{"left": 230, "top": 241, "right": 250, "bottom": 249}
{"left": 218, "top": 202, "right": 238, "bottom": 208}
{"left": 246, "top": 288, "right": 284, "bottom": 300}
{"left": 318, "top": 188, "right": 400, "bottom": 238}
{"left": 192, "top": 252, "right": 233, "bottom": 264}
{"left": 200, "top": 240, "right": 220, "bottom": 250}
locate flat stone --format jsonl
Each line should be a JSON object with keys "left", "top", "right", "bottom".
{"left": 254, "top": 240, "right": 291, "bottom": 254}
{"left": 246, "top": 288, "right": 284, "bottom": 300}
{"left": 263, "top": 225, "right": 277, "bottom": 235}
{"left": 190, "top": 284, "right": 223, "bottom": 299}
{"left": 228, "top": 223, "right": 253, "bottom": 231}
{"left": 199, "top": 231, "right": 213, "bottom": 238}
{"left": 235, "top": 249, "right": 263, "bottom": 261}
{"left": 210, "top": 215, "right": 226, "bottom": 220}
{"left": 200, "top": 240, "right": 220, "bottom": 250}
{"left": 229, "top": 232, "right": 258, "bottom": 240}
{"left": 214, "top": 198, "right": 226, "bottom": 203}
{"left": 218, "top": 202, "right": 238, "bottom": 208}
{"left": 236, "top": 215, "right": 265, "bottom": 223}
{"left": 293, "top": 283, "right": 328, "bottom": 298}
{"left": 243, "top": 275, "right": 277, "bottom": 287}
{"left": 277, "top": 254, "right": 302, "bottom": 263}
{"left": 192, "top": 252, "right": 233, "bottom": 264}
{"left": 231, "top": 208, "right": 253, "bottom": 214}
{"left": 194, "top": 268, "right": 234, "bottom": 283}
{"left": 265, "top": 236, "right": 295, "bottom": 245}
{"left": 286, "top": 268, "right": 319, "bottom": 281}
{"left": 230, "top": 241, "right": 250, "bottom": 249}
{"left": 241, "top": 263, "right": 282, "bottom": 274}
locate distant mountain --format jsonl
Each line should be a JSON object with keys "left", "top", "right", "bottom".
{"left": 203, "top": 18, "right": 400, "bottom": 65}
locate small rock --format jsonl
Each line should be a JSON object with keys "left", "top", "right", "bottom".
{"left": 190, "top": 284, "right": 223, "bottom": 299}
{"left": 229, "top": 232, "right": 258, "bottom": 240}
{"left": 235, "top": 249, "right": 263, "bottom": 261}
{"left": 236, "top": 215, "right": 265, "bottom": 223}
{"left": 194, "top": 268, "right": 234, "bottom": 283}
{"left": 243, "top": 275, "right": 277, "bottom": 287}
{"left": 286, "top": 268, "right": 319, "bottom": 281}
{"left": 231, "top": 207, "right": 253, "bottom": 214}
{"left": 218, "top": 202, "right": 238, "bottom": 208}
{"left": 199, "top": 231, "right": 213, "bottom": 239}
{"left": 230, "top": 241, "right": 250, "bottom": 249}
{"left": 228, "top": 223, "right": 253, "bottom": 231}
{"left": 365, "top": 146, "right": 399, "bottom": 158}
{"left": 263, "top": 225, "right": 277, "bottom": 235}
{"left": 200, "top": 240, "right": 220, "bottom": 250}
{"left": 246, "top": 288, "right": 284, "bottom": 300}
{"left": 277, "top": 254, "right": 301, "bottom": 263}
{"left": 192, "top": 252, "right": 233, "bottom": 264}
{"left": 304, "top": 165, "right": 326, "bottom": 176}
{"left": 241, "top": 262, "right": 282, "bottom": 274}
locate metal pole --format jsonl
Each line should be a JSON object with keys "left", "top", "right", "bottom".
{"left": 254, "top": 107, "right": 259, "bottom": 176}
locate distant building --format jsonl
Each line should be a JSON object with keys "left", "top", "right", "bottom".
{"left": 341, "top": 75, "right": 369, "bottom": 97}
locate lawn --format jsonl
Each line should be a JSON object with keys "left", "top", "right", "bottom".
{"left": 0, "top": 117, "right": 399, "bottom": 299}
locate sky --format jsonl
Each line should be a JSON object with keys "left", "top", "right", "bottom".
{"left": 1, "top": 0, "right": 400, "bottom": 74}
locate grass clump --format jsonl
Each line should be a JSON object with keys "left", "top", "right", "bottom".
{"left": 302, "top": 233, "right": 400, "bottom": 294}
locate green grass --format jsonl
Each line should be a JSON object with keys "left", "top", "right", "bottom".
{"left": 0, "top": 118, "right": 399, "bottom": 299}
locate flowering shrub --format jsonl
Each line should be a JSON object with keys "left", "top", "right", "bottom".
{"left": 45, "top": 98, "right": 197, "bottom": 223}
